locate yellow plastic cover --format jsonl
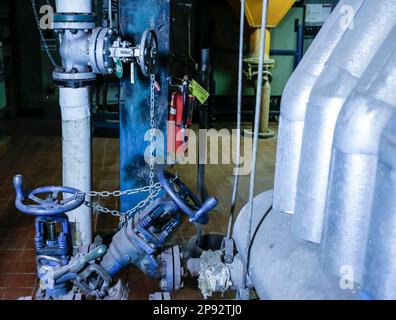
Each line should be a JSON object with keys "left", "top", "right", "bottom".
{"left": 245, "top": 0, "right": 296, "bottom": 28}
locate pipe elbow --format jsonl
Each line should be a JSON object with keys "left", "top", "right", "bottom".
{"left": 308, "top": 65, "right": 358, "bottom": 112}
{"left": 333, "top": 92, "right": 395, "bottom": 156}
{"left": 280, "top": 70, "right": 318, "bottom": 121}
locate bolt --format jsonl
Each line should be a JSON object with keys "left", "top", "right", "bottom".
{"left": 160, "top": 279, "right": 168, "bottom": 291}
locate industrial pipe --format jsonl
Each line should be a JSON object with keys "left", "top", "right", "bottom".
{"left": 320, "top": 27, "right": 396, "bottom": 283}
{"left": 55, "top": 0, "right": 93, "bottom": 13}
{"left": 55, "top": 0, "right": 96, "bottom": 246}
{"left": 292, "top": 0, "right": 396, "bottom": 244}
{"left": 273, "top": 0, "right": 364, "bottom": 214}
{"left": 362, "top": 111, "right": 396, "bottom": 300}
{"left": 60, "top": 87, "right": 92, "bottom": 247}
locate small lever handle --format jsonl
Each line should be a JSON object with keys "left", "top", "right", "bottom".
{"left": 52, "top": 244, "right": 108, "bottom": 280}
{"left": 13, "top": 175, "right": 24, "bottom": 200}
{"left": 192, "top": 197, "right": 218, "bottom": 224}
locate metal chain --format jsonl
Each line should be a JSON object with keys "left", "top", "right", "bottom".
{"left": 74, "top": 74, "right": 159, "bottom": 227}
{"left": 30, "top": 0, "right": 59, "bottom": 68}
{"left": 80, "top": 183, "right": 162, "bottom": 199}
{"left": 84, "top": 186, "right": 162, "bottom": 219}
{"left": 76, "top": 183, "right": 162, "bottom": 227}
{"left": 149, "top": 73, "right": 157, "bottom": 203}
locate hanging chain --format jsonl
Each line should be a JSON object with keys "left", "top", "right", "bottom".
{"left": 74, "top": 74, "right": 160, "bottom": 227}
{"left": 149, "top": 73, "right": 157, "bottom": 203}
{"left": 83, "top": 186, "right": 162, "bottom": 218}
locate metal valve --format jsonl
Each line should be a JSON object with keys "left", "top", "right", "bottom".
{"left": 89, "top": 27, "right": 159, "bottom": 79}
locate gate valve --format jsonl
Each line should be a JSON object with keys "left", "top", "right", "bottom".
{"left": 158, "top": 170, "right": 218, "bottom": 224}
{"left": 92, "top": 28, "right": 159, "bottom": 80}
{"left": 134, "top": 199, "right": 181, "bottom": 250}
{"left": 13, "top": 175, "right": 85, "bottom": 216}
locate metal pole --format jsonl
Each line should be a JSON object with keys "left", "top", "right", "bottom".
{"left": 227, "top": 0, "right": 245, "bottom": 240}
{"left": 239, "top": 0, "right": 269, "bottom": 300}
{"left": 108, "top": 0, "right": 113, "bottom": 28}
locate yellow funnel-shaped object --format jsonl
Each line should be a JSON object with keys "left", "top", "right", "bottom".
{"left": 245, "top": 0, "right": 296, "bottom": 28}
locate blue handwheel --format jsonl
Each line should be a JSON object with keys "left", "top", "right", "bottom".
{"left": 13, "top": 175, "right": 85, "bottom": 216}
{"left": 158, "top": 170, "right": 218, "bottom": 224}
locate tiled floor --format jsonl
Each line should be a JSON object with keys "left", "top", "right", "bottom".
{"left": 0, "top": 118, "right": 278, "bottom": 300}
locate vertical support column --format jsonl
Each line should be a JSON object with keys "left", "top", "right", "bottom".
{"left": 119, "top": 0, "right": 170, "bottom": 213}
{"left": 60, "top": 87, "right": 92, "bottom": 246}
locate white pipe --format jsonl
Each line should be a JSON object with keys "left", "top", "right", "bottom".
{"left": 363, "top": 111, "right": 396, "bottom": 300}
{"left": 273, "top": 0, "right": 364, "bottom": 214}
{"left": 56, "top": 0, "right": 93, "bottom": 13}
{"left": 292, "top": 0, "right": 396, "bottom": 244}
{"left": 60, "top": 87, "right": 92, "bottom": 247}
{"left": 320, "top": 27, "right": 396, "bottom": 283}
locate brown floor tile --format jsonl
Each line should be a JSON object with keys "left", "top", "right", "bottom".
{"left": 19, "top": 250, "right": 36, "bottom": 262}
{"left": 0, "top": 260, "right": 17, "bottom": 274}
{"left": 0, "top": 275, "right": 10, "bottom": 288}
{"left": 8, "top": 274, "right": 37, "bottom": 288}
{"left": 0, "top": 250, "right": 22, "bottom": 261}
{"left": 14, "top": 261, "right": 37, "bottom": 274}
{"left": 3, "top": 287, "right": 34, "bottom": 300}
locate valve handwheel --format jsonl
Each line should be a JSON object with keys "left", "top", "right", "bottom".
{"left": 13, "top": 175, "right": 85, "bottom": 216}
{"left": 158, "top": 170, "right": 218, "bottom": 224}
{"left": 138, "top": 28, "right": 159, "bottom": 77}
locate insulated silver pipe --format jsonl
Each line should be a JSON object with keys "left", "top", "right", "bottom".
{"left": 55, "top": 0, "right": 94, "bottom": 246}
{"left": 363, "top": 112, "right": 396, "bottom": 300}
{"left": 240, "top": 0, "right": 268, "bottom": 298}
{"left": 273, "top": 0, "right": 365, "bottom": 214}
{"left": 56, "top": 0, "right": 92, "bottom": 13}
{"left": 227, "top": 0, "right": 245, "bottom": 240}
{"left": 321, "top": 27, "right": 396, "bottom": 284}
{"left": 292, "top": 0, "right": 396, "bottom": 244}
{"left": 60, "top": 87, "right": 92, "bottom": 246}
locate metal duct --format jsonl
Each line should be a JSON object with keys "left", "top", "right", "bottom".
{"left": 232, "top": 191, "right": 359, "bottom": 300}
{"left": 273, "top": 0, "right": 364, "bottom": 214}
{"left": 320, "top": 28, "right": 396, "bottom": 284}
{"left": 292, "top": 0, "right": 396, "bottom": 244}
{"left": 362, "top": 112, "right": 396, "bottom": 300}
